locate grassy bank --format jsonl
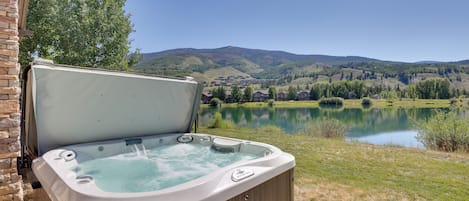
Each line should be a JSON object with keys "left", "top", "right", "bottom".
{"left": 199, "top": 126, "right": 469, "bottom": 201}
{"left": 200, "top": 99, "right": 454, "bottom": 109}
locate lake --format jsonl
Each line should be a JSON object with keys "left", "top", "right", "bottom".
{"left": 198, "top": 107, "right": 449, "bottom": 148}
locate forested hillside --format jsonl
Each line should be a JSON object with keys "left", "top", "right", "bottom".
{"left": 135, "top": 46, "right": 469, "bottom": 91}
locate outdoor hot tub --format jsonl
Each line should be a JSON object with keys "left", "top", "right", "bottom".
{"left": 23, "top": 60, "right": 295, "bottom": 201}
{"left": 33, "top": 134, "right": 294, "bottom": 201}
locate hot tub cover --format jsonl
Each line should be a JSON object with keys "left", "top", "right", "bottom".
{"left": 29, "top": 61, "right": 202, "bottom": 155}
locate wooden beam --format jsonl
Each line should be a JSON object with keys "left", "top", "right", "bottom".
{"left": 18, "top": 0, "right": 29, "bottom": 31}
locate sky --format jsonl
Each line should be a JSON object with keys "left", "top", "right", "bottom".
{"left": 124, "top": 0, "right": 469, "bottom": 62}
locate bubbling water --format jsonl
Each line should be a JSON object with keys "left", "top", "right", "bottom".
{"left": 73, "top": 143, "right": 259, "bottom": 192}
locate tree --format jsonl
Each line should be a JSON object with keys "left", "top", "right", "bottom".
{"left": 287, "top": 86, "right": 297, "bottom": 100}
{"left": 127, "top": 48, "right": 143, "bottom": 68}
{"left": 268, "top": 86, "right": 277, "bottom": 100}
{"left": 209, "top": 98, "right": 222, "bottom": 107}
{"left": 213, "top": 86, "right": 226, "bottom": 101}
{"left": 415, "top": 78, "right": 450, "bottom": 99}
{"left": 350, "top": 80, "right": 366, "bottom": 98}
{"left": 310, "top": 85, "right": 320, "bottom": 100}
{"left": 20, "top": 0, "right": 136, "bottom": 70}
{"left": 231, "top": 85, "right": 242, "bottom": 103}
{"left": 243, "top": 86, "right": 253, "bottom": 102}
{"left": 405, "top": 85, "right": 418, "bottom": 99}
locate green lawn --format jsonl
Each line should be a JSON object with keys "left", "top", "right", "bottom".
{"left": 200, "top": 99, "right": 456, "bottom": 109}
{"left": 199, "top": 126, "right": 469, "bottom": 201}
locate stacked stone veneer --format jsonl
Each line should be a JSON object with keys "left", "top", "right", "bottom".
{"left": 0, "top": 0, "right": 23, "bottom": 200}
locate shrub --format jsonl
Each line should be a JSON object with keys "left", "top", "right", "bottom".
{"left": 319, "top": 97, "right": 344, "bottom": 106}
{"left": 303, "top": 117, "right": 348, "bottom": 138}
{"left": 209, "top": 98, "right": 222, "bottom": 107}
{"left": 416, "top": 110, "right": 469, "bottom": 152}
{"left": 262, "top": 125, "right": 283, "bottom": 133}
{"left": 449, "top": 98, "right": 458, "bottom": 106}
{"left": 361, "top": 97, "right": 372, "bottom": 106}
{"left": 208, "top": 112, "right": 232, "bottom": 129}
{"left": 267, "top": 99, "right": 275, "bottom": 107}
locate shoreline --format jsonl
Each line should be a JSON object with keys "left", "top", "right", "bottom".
{"left": 200, "top": 99, "right": 456, "bottom": 109}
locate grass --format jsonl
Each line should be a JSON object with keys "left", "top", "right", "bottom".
{"left": 199, "top": 126, "right": 469, "bottom": 201}
{"left": 200, "top": 99, "right": 453, "bottom": 109}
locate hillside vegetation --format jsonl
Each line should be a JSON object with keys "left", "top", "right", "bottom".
{"left": 136, "top": 46, "right": 469, "bottom": 90}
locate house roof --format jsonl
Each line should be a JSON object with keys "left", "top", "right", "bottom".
{"left": 201, "top": 91, "right": 212, "bottom": 97}
{"left": 253, "top": 89, "right": 268, "bottom": 94}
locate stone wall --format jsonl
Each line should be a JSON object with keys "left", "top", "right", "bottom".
{"left": 0, "top": 0, "right": 23, "bottom": 200}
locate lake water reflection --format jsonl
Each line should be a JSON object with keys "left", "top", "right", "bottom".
{"left": 199, "top": 107, "right": 446, "bottom": 148}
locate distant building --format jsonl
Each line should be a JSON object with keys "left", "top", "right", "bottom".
{"left": 297, "top": 90, "right": 310, "bottom": 100}
{"left": 201, "top": 92, "right": 213, "bottom": 104}
{"left": 371, "top": 94, "right": 381, "bottom": 100}
{"left": 277, "top": 91, "right": 287, "bottom": 101}
{"left": 224, "top": 91, "right": 234, "bottom": 103}
{"left": 252, "top": 90, "right": 269, "bottom": 102}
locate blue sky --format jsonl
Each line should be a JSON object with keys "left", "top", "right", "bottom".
{"left": 124, "top": 0, "right": 469, "bottom": 62}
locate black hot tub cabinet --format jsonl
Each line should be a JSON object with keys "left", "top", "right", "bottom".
{"left": 24, "top": 60, "right": 295, "bottom": 201}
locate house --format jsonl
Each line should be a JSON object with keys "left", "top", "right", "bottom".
{"left": 252, "top": 90, "right": 269, "bottom": 102}
{"left": 201, "top": 92, "right": 213, "bottom": 104}
{"left": 371, "top": 94, "right": 381, "bottom": 100}
{"left": 277, "top": 91, "right": 287, "bottom": 101}
{"left": 297, "top": 90, "right": 310, "bottom": 101}
{"left": 224, "top": 90, "right": 234, "bottom": 103}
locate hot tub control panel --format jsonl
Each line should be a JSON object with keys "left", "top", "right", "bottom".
{"left": 231, "top": 168, "right": 254, "bottom": 182}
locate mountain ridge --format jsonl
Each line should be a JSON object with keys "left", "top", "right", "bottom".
{"left": 139, "top": 46, "right": 469, "bottom": 66}
{"left": 138, "top": 46, "right": 386, "bottom": 67}
{"left": 135, "top": 46, "right": 469, "bottom": 90}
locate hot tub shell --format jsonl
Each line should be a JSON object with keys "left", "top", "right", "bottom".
{"left": 23, "top": 60, "right": 295, "bottom": 201}
{"left": 33, "top": 134, "right": 294, "bottom": 201}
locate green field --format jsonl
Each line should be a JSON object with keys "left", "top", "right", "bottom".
{"left": 200, "top": 99, "right": 456, "bottom": 109}
{"left": 199, "top": 126, "right": 469, "bottom": 201}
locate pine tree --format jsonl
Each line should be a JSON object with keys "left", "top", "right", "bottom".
{"left": 243, "top": 86, "right": 253, "bottom": 102}
{"left": 231, "top": 85, "right": 242, "bottom": 103}
{"left": 287, "top": 86, "right": 297, "bottom": 100}
{"left": 268, "top": 86, "right": 277, "bottom": 100}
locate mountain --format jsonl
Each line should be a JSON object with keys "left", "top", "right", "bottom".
{"left": 455, "top": 60, "right": 469, "bottom": 65}
{"left": 414, "top": 61, "right": 444, "bottom": 64}
{"left": 135, "top": 46, "right": 469, "bottom": 90}
{"left": 137, "top": 46, "right": 381, "bottom": 69}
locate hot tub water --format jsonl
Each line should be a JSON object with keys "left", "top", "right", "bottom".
{"left": 73, "top": 143, "right": 259, "bottom": 193}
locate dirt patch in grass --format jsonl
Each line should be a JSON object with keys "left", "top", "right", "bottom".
{"left": 294, "top": 178, "right": 421, "bottom": 201}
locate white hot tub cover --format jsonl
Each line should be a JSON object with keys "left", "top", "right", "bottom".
{"left": 28, "top": 60, "right": 202, "bottom": 155}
